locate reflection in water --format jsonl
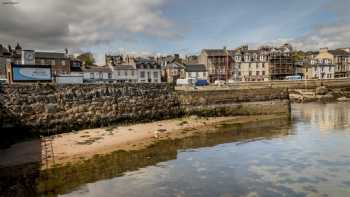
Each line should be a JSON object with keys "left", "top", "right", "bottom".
{"left": 294, "top": 103, "right": 350, "bottom": 131}
{"left": 2, "top": 103, "right": 350, "bottom": 197}
{"left": 38, "top": 117, "right": 291, "bottom": 196}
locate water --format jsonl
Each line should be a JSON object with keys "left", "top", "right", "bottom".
{"left": 2, "top": 103, "right": 350, "bottom": 197}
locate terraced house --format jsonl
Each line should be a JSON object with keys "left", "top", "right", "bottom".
{"left": 233, "top": 45, "right": 270, "bottom": 82}
{"left": 316, "top": 48, "right": 350, "bottom": 78}
{"left": 198, "top": 48, "right": 234, "bottom": 82}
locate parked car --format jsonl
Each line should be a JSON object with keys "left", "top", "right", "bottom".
{"left": 214, "top": 80, "right": 226, "bottom": 86}
{"left": 176, "top": 79, "right": 190, "bottom": 85}
{"left": 195, "top": 79, "right": 209, "bottom": 86}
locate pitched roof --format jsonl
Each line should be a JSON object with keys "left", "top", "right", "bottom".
{"left": 35, "top": 52, "right": 67, "bottom": 59}
{"left": 82, "top": 65, "right": 111, "bottom": 72}
{"left": 165, "top": 62, "right": 185, "bottom": 69}
{"left": 111, "top": 64, "right": 136, "bottom": 70}
{"left": 185, "top": 64, "right": 207, "bottom": 72}
{"left": 328, "top": 49, "right": 350, "bottom": 56}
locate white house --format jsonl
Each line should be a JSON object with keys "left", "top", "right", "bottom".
{"left": 82, "top": 65, "right": 113, "bottom": 83}
{"left": 184, "top": 64, "right": 208, "bottom": 83}
{"left": 109, "top": 64, "right": 137, "bottom": 83}
{"left": 135, "top": 58, "right": 161, "bottom": 83}
{"left": 312, "top": 64, "right": 335, "bottom": 79}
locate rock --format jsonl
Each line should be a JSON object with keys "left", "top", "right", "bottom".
{"left": 316, "top": 86, "right": 328, "bottom": 95}
{"left": 337, "top": 97, "right": 350, "bottom": 102}
{"left": 46, "top": 104, "right": 59, "bottom": 113}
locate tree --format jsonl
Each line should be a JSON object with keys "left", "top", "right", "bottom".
{"left": 77, "top": 52, "right": 95, "bottom": 65}
{"left": 292, "top": 51, "right": 306, "bottom": 62}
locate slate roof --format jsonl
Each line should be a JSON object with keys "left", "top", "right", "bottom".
{"left": 135, "top": 58, "right": 161, "bottom": 69}
{"left": 111, "top": 64, "right": 136, "bottom": 70}
{"left": 82, "top": 65, "right": 112, "bottom": 72}
{"left": 202, "top": 49, "right": 235, "bottom": 56}
{"left": 185, "top": 64, "right": 207, "bottom": 72}
{"left": 328, "top": 50, "right": 350, "bottom": 56}
{"left": 35, "top": 52, "right": 67, "bottom": 59}
{"left": 165, "top": 62, "right": 185, "bottom": 69}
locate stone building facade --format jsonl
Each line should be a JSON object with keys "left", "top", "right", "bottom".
{"left": 198, "top": 48, "right": 235, "bottom": 82}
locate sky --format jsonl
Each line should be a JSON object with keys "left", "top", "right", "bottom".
{"left": 0, "top": 0, "right": 349, "bottom": 64}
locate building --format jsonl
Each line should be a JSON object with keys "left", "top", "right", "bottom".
{"left": 184, "top": 64, "right": 208, "bottom": 83}
{"left": 268, "top": 44, "right": 294, "bottom": 80}
{"left": 2, "top": 43, "right": 70, "bottom": 77}
{"left": 34, "top": 51, "right": 70, "bottom": 76}
{"left": 109, "top": 64, "right": 137, "bottom": 83}
{"left": 316, "top": 48, "right": 350, "bottom": 78}
{"left": 82, "top": 65, "right": 113, "bottom": 83}
{"left": 233, "top": 45, "right": 270, "bottom": 82}
{"left": 0, "top": 45, "right": 11, "bottom": 79}
{"left": 105, "top": 54, "right": 124, "bottom": 66}
{"left": 163, "top": 61, "right": 185, "bottom": 83}
{"left": 198, "top": 48, "right": 234, "bottom": 82}
{"left": 161, "top": 54, "right": 185, "bottom": 83}
{"left": 134, "top": 58, "right": 161, "bottom": 83}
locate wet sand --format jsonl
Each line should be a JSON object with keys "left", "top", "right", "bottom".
{"left": 0, "top": 115, "right": 286, "bottom": 170}
{"left": 49, "top": 115, "right": 285, "bottom": 168}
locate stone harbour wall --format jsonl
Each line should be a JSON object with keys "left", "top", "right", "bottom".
{"left": 0, "top": 84, "right": 290, "bottom": 138}
{"left": 0, "top": 83, "right": 181, "bottom": 134}
{"left": 177, "top": 88, "right": 290, "bottom": 116}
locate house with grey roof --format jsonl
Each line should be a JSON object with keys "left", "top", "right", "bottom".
{"left": 134, "top": 58, "right": 161, "bottom": 83}
{"left": 109, "top": 64, "right": 137, "bottom": 83}
{"left": 184, "top": 64, "right": 208, "bottom": 83}
{"left": 82, "top": 65, "right": 113, "bottom": 83}
{"left": 316, "top": 48, "right": 350, "bottom": 78}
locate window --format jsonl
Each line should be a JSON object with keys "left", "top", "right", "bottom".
{"left": 90, "top": 73, "right": 94, "bottom": 79}
{"left": 256, "top": 64, "right": 258, "bottom": 69}
{"left": 203, "top": 72, "right": 206, "bottom": 77}
{"left": 51, "top": 60, "right": 55, "bottom": 65}
{"left": 99, "top": 72, "right": 103, "bottom": 79}
{"left": 125, "top": 71, "right": 128, "bottom": 76}
{"left": 118, "top": 71, "right": 120, "bottom": 76}
{"left": 262, "top": 71, "right": 265, "bottom": 76}
{"left": 256, "top": 71, "right": 260, "bottom": 76}
{"left": 132, "top": 71, "right": 135, "bottom": 76}
{"left": 238, "top": 72, "right": 241, "bottom": 76}
{"left": 140, "top": 71, "right": 145, "bottom": 78}
{"left": 262, "top": 63, "right": 265, "bottom": 68}
{"left": 108, "top": 73, "right": 112, "bottom": 79}
{"left": 249, "top": 71, "right": 252, "bottom": 76}
{"left": 153, "top": 71, "right": 158, "bottom": 78}
{"left": 329, "top": 66, "right": 331, "bottom": 72}
{"left": 196, "top": 72, "right": 199, "bottom": 78}
{"left": 62, "top": 60, "right": 66, "bottom": 66}
{"left": 41, "top": 59, "right": 45, "bottom": 65}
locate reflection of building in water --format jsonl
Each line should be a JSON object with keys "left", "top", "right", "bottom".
{"left": 297, "top": 103, "right": 350, "bottom": 131}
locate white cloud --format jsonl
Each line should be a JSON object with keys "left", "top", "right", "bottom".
{"left": 0, "top": 0, "right": 181, "bottom": 50}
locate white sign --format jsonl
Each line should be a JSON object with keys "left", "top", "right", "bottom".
{"left": 12, "top": 66, "right": 52, "bottom": 81}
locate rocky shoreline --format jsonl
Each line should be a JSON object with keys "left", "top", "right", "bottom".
{"left": 289, "top": 86, "right": 350, "bottom": 103}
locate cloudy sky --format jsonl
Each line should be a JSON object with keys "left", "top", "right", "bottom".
{"left": 0, "top": 0, "right": 349, "bottom": 63}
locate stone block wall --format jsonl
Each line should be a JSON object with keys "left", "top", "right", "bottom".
{"left": 0, "top": 84, "right": 290, "bottom": 139}
{"left": 0, "top": 83, "right": 181, "bottom": 134}
{"left": 177, "top": 88, "right": 290, "bottom": 116}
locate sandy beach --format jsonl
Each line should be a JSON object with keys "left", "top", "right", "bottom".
{"left": 46, "top": 114, "right": 284, "bottom": 168}
{"left": 0, "top": 114, "right": 286, "bottom": 170}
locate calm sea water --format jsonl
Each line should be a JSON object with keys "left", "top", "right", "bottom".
{"left": 2, "top": 103, "right": 350, "bottom": 197}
